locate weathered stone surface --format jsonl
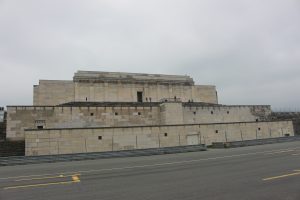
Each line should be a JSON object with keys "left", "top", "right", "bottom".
{"left": 33, "top": 71, "right": 218, "bottom": 106}
{"left": 6, "top": 103, "right": 272, "bottom": 140}
{"left": 6, "top": 104, "right": 160, "bottom": 139}
{"left": 25, "top": 121, "right": 294, "bottom": 156}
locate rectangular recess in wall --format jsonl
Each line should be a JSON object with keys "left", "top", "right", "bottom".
{"left": 137, "top": 91, "right": 143, "bottom": 103}
{"left": 35, "top": 120, "right": 45, "bottom": 129}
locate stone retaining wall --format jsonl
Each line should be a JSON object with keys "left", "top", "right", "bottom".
{"left": 7, "top": 103, "right": 272, "bottom": 140}
{"left": 25, "top": 120, "right": 294, "bottom": 156}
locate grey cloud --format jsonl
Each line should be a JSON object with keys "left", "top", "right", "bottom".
{"left": 0, "top": 0, "right": 299, "bottom": 110}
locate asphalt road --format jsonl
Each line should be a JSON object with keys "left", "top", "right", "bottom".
{"left": 0, "top": 141, "right": 300, "bottom": 200}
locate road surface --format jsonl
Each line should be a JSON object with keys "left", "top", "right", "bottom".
{"left": 0, "top": 141, "right": 300, "bottom": 200}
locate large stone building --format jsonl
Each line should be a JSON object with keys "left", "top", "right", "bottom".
{"left": 6, "top": 71, "right": 294, "bottom": 156}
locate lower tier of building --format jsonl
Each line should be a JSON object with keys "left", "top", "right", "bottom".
{"left": 25, "top": 120, "right": 293, "bottom": 156}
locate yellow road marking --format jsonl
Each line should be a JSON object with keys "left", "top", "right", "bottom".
{"left": 3, "top": 174, "right": 80, "bottom": 190}
{"left": 0, "top": 172, "right": 75, "bottom": 181}
{"left": 15, "top": 174, "right": 80, "bottom": 182}
{"left": 265, "top": 150, "right": 294, "bottom": 155}
{"left": 3, "top": 180, "right": 80, "bottom": 190}
{"left": 263, "top": 171, "right": 300, "bottom": 181}
{"left": 15, "top": 175, "right": 64, "bottom": 182}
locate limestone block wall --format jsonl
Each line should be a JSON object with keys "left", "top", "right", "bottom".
{"left": 160, "top": 103, "right": 184, "bottom": 125}
{"left": 6, "top": 103, "right": 273, "bottom": 141}
{"left": 25, "top": 121, "right": 294, "bottom": 156}
{"left": 33, "top": 80, "right": 217, "bottom": 105}
{"left": 194, "top": 85, "right": 218, "bottom": 104}
{"left": 6, "top": 106, "right": 160, "bottom": 140}
{"left": 183, "top": 105, "right": 271, "bottom": 124}
{"left": 74, "top": 82, "right": 217, "bottom": 103}
{"left": 33, "top": 80, "right": 74, "bottom": 106}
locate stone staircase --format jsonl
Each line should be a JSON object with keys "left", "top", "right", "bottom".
{"left": 0, "top": 141, "right": 25, "bottom": 157}
{"left": 0, "top": 122, "right": 5, "bottom": 141}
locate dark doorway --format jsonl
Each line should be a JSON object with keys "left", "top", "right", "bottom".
{"left": 137, "top": 91, "right": 143, "bottom": 102}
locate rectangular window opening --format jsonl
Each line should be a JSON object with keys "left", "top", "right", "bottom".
{"left": 137, "top": 91, "right": 143, "bottom": 103}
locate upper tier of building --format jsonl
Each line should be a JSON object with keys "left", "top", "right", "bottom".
{"left": 33, "top": 71, "right": 218, "bottom": 106}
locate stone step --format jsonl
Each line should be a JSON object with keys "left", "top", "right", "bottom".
{"left": 0, "top": 141, "right": 25, "bottom": 157}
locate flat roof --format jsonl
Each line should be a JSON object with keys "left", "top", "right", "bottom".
{"left": 73, "top": 70, "right": 195, "bottom": 85}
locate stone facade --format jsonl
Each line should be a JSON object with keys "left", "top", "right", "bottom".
{"left": 182, "top": 104, "right": 271, "bottom": 124}
{"left": 33, "top": 80, "right": 74, "bottom": 106}
{"left": 25, "top": 121, "right": 294, "bottom": 156}
{"left": 33, "top": 71, "right": 218, "bottom": 106}
{"left": 7, "top": 103, "right": 272, "bottom": 140}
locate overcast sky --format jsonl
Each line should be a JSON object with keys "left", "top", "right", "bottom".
{"left": 0, "top": 0, "right": 299, "bottom": 110}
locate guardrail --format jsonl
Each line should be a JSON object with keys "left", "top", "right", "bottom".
{"left": 211, "top": 136, "right": 300, "bottom": 148}
{"left": 0, "top": 144, "right": 206, "bottom": 167}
